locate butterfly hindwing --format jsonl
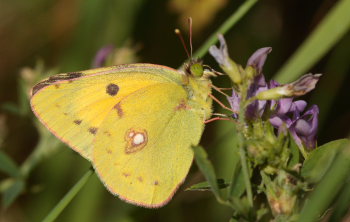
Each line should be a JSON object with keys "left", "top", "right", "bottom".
{"left": 30, "top": 64, "right": 183, "bottom": 160}
{"left": 93, "top": 82, "right": 204, "bottom": 207}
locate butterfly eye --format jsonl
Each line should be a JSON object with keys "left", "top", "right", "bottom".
{"left": 189, "top": 62, "right": 204, "bottom": 77}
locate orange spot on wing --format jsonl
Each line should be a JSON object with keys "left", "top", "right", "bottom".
{"left": 103, "top": 131, "right": 112, "bottom": 137}
{"left": 113, "top": 102, "right": 124, "bottom": 118}
{"left": 175, "top": 99, "right": 190, "bottom": 110}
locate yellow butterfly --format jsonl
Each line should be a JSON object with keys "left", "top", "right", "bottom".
{"left": 30, "top": 61, "right": 214, "bottom": 207}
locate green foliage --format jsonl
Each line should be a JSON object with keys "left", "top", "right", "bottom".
{"left": 192, "top": 145, "right": 223, "bottom": 202}
{"left": 298, "top": 141, "right": 350, "bottom": 222}
{"left": 0, "top": 150, "right": 20, "bottom": 178}
{"left": 186, "top": 179, "right": 229, "bottom": 191}
{"left": 301, "top": 139, "right": 349, "bottom": 184}
{"left": 2, "top": 180, "right": 25, "bottom": 208}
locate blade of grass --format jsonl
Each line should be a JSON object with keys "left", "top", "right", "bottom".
{"left": 274, "top": 0, "right": 350, "bottom": 83}
{"left": 192, "top": 0, "right": 258, "bottom": 59}
{"left": 309, "top": 32, "right": 350, "bottom": 129}
{"left": 42, "top": 168, "right": 94, "bottom": 222}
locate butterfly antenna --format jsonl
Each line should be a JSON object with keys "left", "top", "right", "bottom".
{"left": 188, "top": 17, "right": 193, "bottom": 58}
{"left": 175, "top": 28, "right": 191, "bottom": 59}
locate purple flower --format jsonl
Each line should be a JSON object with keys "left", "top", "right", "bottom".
{"left": 291, "top": 105, "right": 319, "bottom": 149}
{"left": 209, "top": 35, "right": 242, "bottom": 83}
{"left": 246, "top": 47, "right": 272, "bottom": 74}
{"left": 244, "top": 47, "right": 273, "bottom": 119}
{"left": 268, "top": 80, "right": 319, "bottom": 149}
{"left": 270, "top": 102, "right": 319, "bottom": 149}
{"left": 245, "top": 75, "right": 269, "bottom": 119}
{"left": 92, "top": 45, "right": 114, "bottom": 68}
{"left": 225, "top": 45, "right": 319, "bottom": 149}
{"left": 209, "top": 34, "right": 231, "bottom": 68}
{"left": 227, "top": 47, "right": 273, "bottom": 120}
{"left": 228, "top": 90, "right": 240, "bottom": 119}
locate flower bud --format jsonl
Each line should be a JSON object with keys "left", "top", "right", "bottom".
{"left": 255, "top": 74, "right": 321, "bottom": 100}
{"left": 209, "top": 34, "right": 242, "bottom": 84}
{"left": 246, "top": 47, "right": 272, "bottom": 75}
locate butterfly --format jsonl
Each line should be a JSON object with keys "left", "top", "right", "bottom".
{"left": 30, "top": 59, "right": 214, "bottom": 207}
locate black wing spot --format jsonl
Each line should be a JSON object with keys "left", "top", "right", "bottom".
{"left": 74, "top": 120, "right": 82, "bottom": 125}
{"left": 88, "top": 127, "right": 98, "bottom": 135}
{"left": 106, "top": 83, "right": 119, "bottom": 96}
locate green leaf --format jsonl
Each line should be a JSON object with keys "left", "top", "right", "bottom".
{"left": 0, "top": 150, "right": 21, "bottom": 178}
{"left": 298, "top": 140, "right": 350, "bottom": 222}
{"left": 275, "top": 0, "right": 350, "bottom": 83}
{"left": 2, "top": 180, "right": 25, "bottom": 208}
{"left": 186, "top": 179, "right": 229, "bottom": 191}
{"left": 329, "top": 179, "right": 350, "bottom": 221}
{"left": 301, "top": 139, "right": 349, "bottom": 183}
{"left": 288, "top": 134, "right": 300, "bottom": 168}
{"left": 192, "top": 145, "right": 222, "bottom": 201}
{"left": 229, "top": 160, "right": 245, "bottom": 198}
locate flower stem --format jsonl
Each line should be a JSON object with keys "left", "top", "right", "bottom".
{"left": 192, "top": 0, "right": 259, "bottom": 59}
{"left": 238, "top": 140, "right": 253, "bottom": 207}
{"left": 42, "top": 168, "right": 94, "bottom": 222}
{"left": 237, "top": 93, "right": 254, "bottom": 207}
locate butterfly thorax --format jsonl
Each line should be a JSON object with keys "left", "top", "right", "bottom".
{"left": 183, "top": 72, "right": 213, "bottom": 121}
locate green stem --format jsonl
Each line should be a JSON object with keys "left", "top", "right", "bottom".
{"left": 239, "top": 142, "right": 253, "bottom": 207}
{"left": 42, "top": 168, "right": 94, "bottom": 222}
{"left": 192, "top": 0, "right": 259, "bottom": 59}
{"left": 236, "top": 87, "right": 253, "bottom": 207}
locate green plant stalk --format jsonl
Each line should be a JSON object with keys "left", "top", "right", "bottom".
{"left": 192, "top": 0, "right": 258, "bottom": 59}
{"left": 238, "top": 143, "right": 253, "bottom": 207}
{"left": 274, "top": 0, "right": 350, "bottom": 83}
{"left": 236, "top": 82, "right": 253, "bottom": 208}
{"left": 42, "top": 168, "right": 94, "bottom": 222}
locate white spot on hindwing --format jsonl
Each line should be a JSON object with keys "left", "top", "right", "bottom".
{"left": 133, "top": 133, "right": 145, "bottom": 145}
{"left": 124, "top": 128, "right": 148, "bottom": 154}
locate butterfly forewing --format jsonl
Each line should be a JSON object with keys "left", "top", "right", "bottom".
{"left": 30, "top": 64, "right": 182, "bottom": 160}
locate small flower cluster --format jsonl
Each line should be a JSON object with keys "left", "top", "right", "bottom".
{"left": 210, "top": 35, "right": 321, "bottom": 150}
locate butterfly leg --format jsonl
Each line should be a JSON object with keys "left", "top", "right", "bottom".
{"left": 208, "top": 93, "right": 235, "bottom": 113}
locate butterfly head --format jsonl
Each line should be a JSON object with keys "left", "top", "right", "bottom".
{"left": 184, "top": 58, "right": 204, "bottom": 78}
